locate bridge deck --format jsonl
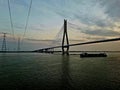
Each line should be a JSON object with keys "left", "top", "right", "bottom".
{"left": 35, "top": 37, "right": 120, "bottom": 52}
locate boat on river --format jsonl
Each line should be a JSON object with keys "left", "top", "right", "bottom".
{"left": 80, "top": 52, "right": 107, "bottom": 58}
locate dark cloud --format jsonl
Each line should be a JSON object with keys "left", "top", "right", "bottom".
{"left": 73, "top": 0, "right": 120, "bottom": 27}
{"left": 69, "top": 25, "right": 120, "bottom": 37}
{"left": 68, "top": 21, "right": 119, "bottom": 37}
{"left": 99, "top": 0, "right": 120, "bottom": 21}
{"left": 81, "top": 29, "right": 120, "bottom": 36}
{"left": 73, "top": 12, "right": 113, "bottom": 27}
{"left": 73, "top": 14, "right": 93, "bottom": 25}
{"left": 95, "top": 20, "right": 109, "bottom": 27}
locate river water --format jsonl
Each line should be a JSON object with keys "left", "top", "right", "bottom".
{"left": 0, "top": 53, "right": 120, "bottom": 90}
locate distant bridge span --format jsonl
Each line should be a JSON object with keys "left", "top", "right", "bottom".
{"left": 34, "top": 20, "right": 120, "bottom": 54}
{"left": 34, "top": 37, "right": 120, "bottom": 52}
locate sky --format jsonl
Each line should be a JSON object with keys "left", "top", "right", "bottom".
{"left": 0, "top": 0, "right": 120, "bottom": 51}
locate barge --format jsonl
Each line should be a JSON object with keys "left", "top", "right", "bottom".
{"left": 80, "top": 52, "right": 107, "bottom": 58}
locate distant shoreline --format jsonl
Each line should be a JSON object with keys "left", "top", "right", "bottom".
{"left": 0, "top": 51, "right": 120, "bottom": 53}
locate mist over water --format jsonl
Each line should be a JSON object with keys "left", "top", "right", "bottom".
{"left": 0, "top": 53, "right": 120, "bottom": 90}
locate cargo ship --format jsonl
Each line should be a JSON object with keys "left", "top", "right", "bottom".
{"left": 80, "top": 52, "right": 107, "bottom": 58}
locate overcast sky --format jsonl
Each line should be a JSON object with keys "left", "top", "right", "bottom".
{"left": 0, "top": 0, "right": 120, "bottom": 51}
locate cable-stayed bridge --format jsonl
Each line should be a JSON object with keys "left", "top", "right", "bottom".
{"left": 34, "top": 20, "right": 120, "bottom": 55}
{"left": 1, "top": 19, "right": 120, "bottom": 54}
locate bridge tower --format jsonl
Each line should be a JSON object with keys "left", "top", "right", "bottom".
{"left": 62, "top": 19, "right": 69, "bottom": 55}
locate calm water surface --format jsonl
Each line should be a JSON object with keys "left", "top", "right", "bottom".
{"left": 0, "top": 53, "right": 120, "bottom": 90}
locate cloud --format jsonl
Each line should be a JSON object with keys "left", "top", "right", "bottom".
{"left": 99, "top": 0, "right": 120, "bottom": 21}
{"left": 68, "top": 20, "right": 120, "bottom": 37}
{"left": 85, "top": 36, "right": 107, "bottom": 41}
{"left": 47, "top": 0, "right": 115, "bottom": 29}
{"left": 25, "top": 38, "right": 53, "bottom": 42}
{"left": 73, "top": 3, "right": 112, "bottom": 27}
{"left": 81, "top": 29, "right": 120, "bottom": 36}
{"left": 14, "top": 23, "right": 45, "bottom": 31}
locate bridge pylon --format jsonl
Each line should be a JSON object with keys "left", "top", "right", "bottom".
{"left": 62, "top": 19, "right": 69, "bottom": 55}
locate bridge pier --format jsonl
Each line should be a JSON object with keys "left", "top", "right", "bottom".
{"left": 62, "top": 19, "right": 69, "bottom": 55}
{"left": 62, "top": 46, "right": 69, "bottom": 55}
{"left": 48, "top": 48, "right": 54, "bottom": 54}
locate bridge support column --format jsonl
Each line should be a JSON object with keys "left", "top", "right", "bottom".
{"left": 62, "top": 19, "right": 69, "bottom": 55}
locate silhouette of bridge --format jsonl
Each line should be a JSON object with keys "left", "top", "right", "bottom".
{"left": 34, "top": 19, "right": 120, "bottom": 55}
{"left": 1, "top": 19, "right": 120, "bottom": 54}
